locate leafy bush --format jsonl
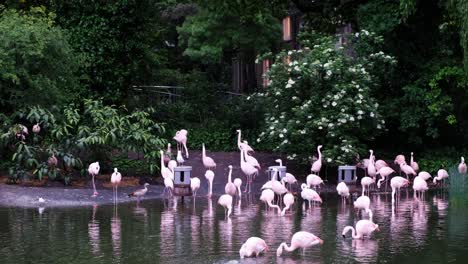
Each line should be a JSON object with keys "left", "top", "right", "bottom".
{"left": 0, "top": 99, "right": 166, "bottom": 183}
{"left": 255, "top": 30, "right": 396, "bottom": 165}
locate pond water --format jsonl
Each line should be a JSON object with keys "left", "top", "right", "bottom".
{"left": 0, "top": 191, "right": 467, "bottom": 264}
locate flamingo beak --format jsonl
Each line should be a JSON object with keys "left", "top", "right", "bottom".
{"left": 342, "top": 235, "right": 346, "bottom": 239}
{"left": 376, "top": 227, "right": 380, "bottom": 232}
{"left": 319, "top": 239, "right": 324, "bottom": 245}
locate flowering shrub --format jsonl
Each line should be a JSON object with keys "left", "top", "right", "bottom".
{"left": 254, "top": 30, "right": 396, "bottom": 165}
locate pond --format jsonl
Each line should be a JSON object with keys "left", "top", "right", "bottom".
{"left": 0, "top": 191, "right": 466, "bottom": 264}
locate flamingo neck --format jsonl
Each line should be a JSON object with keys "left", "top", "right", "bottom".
{"left": 227, "top": 206, "right": 232, "bottom": 217}
{"left": 280, "top": 242, "right": 295, "bottom": 252}
{"left": 344, "top": 226, "right": 359, "bottom": 239}
{"left": 318, "top": 147, "right": 322, "bottom": 160}
{"left": 237, "top": 131, "right": 241, "bottom": 146}
{"left": 240, "top": 150, "right": 245, "bottom": 165}
{"left": 228, "top": 168, "right": 232, "bottom": 183}
{"left": 281, "top": 205, "right": 290, "bottom": 216}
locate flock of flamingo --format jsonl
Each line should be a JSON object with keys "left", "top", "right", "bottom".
{"left": 84, "top": 128, "right": 463, "bottom": 259}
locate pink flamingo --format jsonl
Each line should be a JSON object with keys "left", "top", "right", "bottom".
{"left": 244, "top": 148, "right": 260, "bottom": 169}
{"left": 237, "top": 129, "right": 254, "bottom": 153}
{"left": 342, "top": 220, "right": 379, "bottom": 239}
{"left": 410, "top": 152, "right": 419, "bottom": 172}
{"left": 164, "top": 143, "right": 172, "bottom": 164}
{"left": 367, "top": 150, "right": 376, "bottom": 178}
{"left": 394, "top": 154, "right": 406, "bottom": 165}
{"left": 111, "top": 168, "right": 122, "bottom": 202}
{"left": 218, "top": 194, "right": 233, "bottom": 218}
{"left": 336, "top": 182, "right": 350, "bottom": 202}
{"left": 276, "top": 231, "right": 323, "bottom": 256}
{"left": 163, "top": 178, "right": 174, "bottom": 197}
{"left": 234, "top": 178, "right": 242, "bottom": 197}
{"left": 205, "top": 170, "right": 215, "bottom": 197}
{"left": 306, "top": 174, "right": 323, "bottom": 190}
{"left": 190, "top": 177, "right": 201, "bottom": 197}
{"left": 281, "top": 193, "right": 295, "bottom": 216}
{"left": 433, "top": 169, "right": 449, "bottom": 186}
{"left": 240, "top": 150, "right": 258, "bottom": 193}
{"left": 390, "top": 176, "right": 410, "bottom": 204}
{"left": 260, "top": 189, "right": 281, "bottom": 214}
{"left": 413, "top": 176, "right": 428, "bottom": 199}
{"left": 354, "top": 195, "right": 372, "bottom": 220}
{"left": 283, "top": 173, "right": 297, "bottom": 191}
{"left": 360, "top": 177, "right": 375, "bottom": 196}
{"left": 376, "top": 166, "right": 395, "bottom": 190}
{"left": 239, "top": 237, "right": 268, "bottom": 258}
{"left": 173, "top": 129, "right": 189, "bottom": 158}
{"left": 301, "top": 184, "right": 322, "bottom": 208}
{"left": 160, "top": 150, "right": 174, "bottom": 180}
{"left": 459, "top": 157, "right": 467, "bottom": 174}
{"left": 202, "top": 143, "right": 216, "bottom": 169}
{"left": 356, "top": 154, "right": 370, "bottom": 176}
{"left": 225, "top": 165, "right": 236, "bottom": 196}
{"left": 400, "top": 162, "right": 417, "bottom": 179}
{"left": 417, "top": 171, "right": 432, "bottom": 181}
{"left": 176, "top": 150, "right": 185, "bottom": 166}
{"left": 88, "top": 161, "right": 100, "bottom": 197}
{"left": 311, "top": 145, "right": 323, "bottom": 175}
{"left": 375, "top": 159, "right": 389, "bottom": 171}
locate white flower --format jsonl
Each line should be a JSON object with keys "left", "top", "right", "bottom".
{"left": 269, "top": 126, "right": 274, "bottom": 130}
{"left": 318, "top": 126, "right": 323, "bottom": 130}
{"left": 246, "top": 96, "right": 251, "bottom": 100}
{"left": 255, "top": 58, "right": 259, "bottom": 63}
{"left": 377, "top": 124, "right": 382, "bottom": 129}
{"left": 332, "top": 101, "right": 337, "bottom": 107}
{"left": 334, "top": 94, "right": 340, "bottom": 100}
{"left": 357, "top": 110, "right": 364, "bottom": 115}
{"left": 294, "top": 66, "right": 300, "bottom": 71}
{"left": 349, "top": 116, "right": 355, "bottom": 121}
{"left": 327, "top": 158, "right": 332, "bottom": 162}
{"left": 326, "top": 70, "right": 332, "bottom": 76}
{"left": 282, "top": 128, "right": 287, "bottom": 133}
{"left": 355, "top": 33, "right": 359, "bottom": 37}
{"left": 301, "top": 130, "right": 306, "bottom": 134}
{"left": 256, "top": 138, "right": 261, "bottom": 142}
{"left": 288, "top": 78, "right": 295, "bottom": 85}
{"left": 370, "top": 112, "right": 375, "bottom": 117}
{"left": 288, "top": 50, "right": 293, "bottom": 55}
{"left": 276, "top": 91, "right": 281, "bottom": 95}
{"left": 279, "top": 133, "right": 284, "bottom": 138}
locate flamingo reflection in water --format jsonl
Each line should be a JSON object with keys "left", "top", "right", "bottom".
{"left": 111, "top": 207, "right": 121, "bottom": 260}
{"left": 88, "top": 204, "right": 101, "bottom": 256}
{"left": 340, "top": 238, "right": 379, "bottom": 263}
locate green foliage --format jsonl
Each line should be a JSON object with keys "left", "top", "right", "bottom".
{"left": 256, "top": 30, "right": 396, "bottom": 165}
{"left": 0, "top": 99, "right": 166, "bottom": 183}
{"left": 0, "top": 6, "right": 82, "bottom": 111}
{"left": 177, "top": 0, "right": 283, "bottom": 63}
{"left": 357, "top": 0, "right": 402, "bottom": 35}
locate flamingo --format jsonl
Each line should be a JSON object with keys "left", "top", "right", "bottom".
{"left": 88, "top": 161, "right": 100, "bottom": 197}
{"left": 311, "top": 145, "right": 323, "bottom": 175}
{"left": 237, "top": 129, "right": 254, "bottom": 153}
{"left": 413, "top": 176, "right": 428, "bottom": 199}
{"left": 111, "top": 168, "right": 122, "bottom": 202}
{"left": 202, "top": 143, "right": 216, "bottom": 169}
{"left": 283, "top": 173, "right": 298, "bottom": 191}
{"left": 417, "top": 171, "right": 432, "bottom": 181}
{"left": 218, "top": 194, "right": 233, "bottom": 218}
{"left": 376, "top": 166, "right": 395, "bottom": 189}
{"left": 306, "top": 174, "right": 323, "bottom": 190}
{"left": 354, "top": 195, "right": 373, "bottom": 220}
{"left": 394, "top": 154, "right": 406, "bottom": 165}
{"left": 400, "top": 162, "right": 417, "bottom": 179}
{"left": 128, "top": 183, "right": 150, "bottom": 203}
{"left": 239, "top": 237, "right": 268, "bottom": 259}
{"left": 205, "top": 170, "right": 215, "bottom": 197}
{"left": 190, "top": 177, "right": 201, "bottom": 197}
{"left": 276, "top": 231, "right": 323, "bottom": 256}
{"left": 234, "top": 178, "right": 242, "bottom": 197}
{"left": 225, "top": 165, "right": 236, "bottom": 196}
{"left": 244, "top": 149, "right": 260, "bottom": 169}
{"left": 163, "top": 178, "right": 174, "bottom": 197}
{"left": 375, "top": 159, "right": 389, "bottom": 171}
{"left": 301, "top": 183, "right": 322, "bottom": 208}
{"left": 168, "top": 159, "right": 177, "bottom": 174}
{"left": 173, "top": 129, "right": 189, "bottom": 158}
{"left": 342, "top": 220, "right": 379, "bottom": 239}
{"left": 410, "top": 152, "right": 419, "bottom": 172}
{"left": 356, "top": 156, "right": 370, "bottom": 176}
{"left": 433, "top": 169, "right": 449, "bottom": 185}
{"left": 390, "top": 176, "right": 410, "bottom": 204}
{"left": 367, "top": 150, "right": 376, "bottom": 178}
{"left": 164, "top": 143, "right": 172, "bottom": 163}
{"left": 260, "top": 189, "right": 281, "bottom": 214}
{"left": 281, "top": 193, "right": 295, "bottom": 216}
{"left": 176, "top": 150, "right": 185, "bottom": 166}
{"left": 459, "top": 157, "right": 467, "bottom": 174}
{"left": 336, "top": 182, "right": 350, "bottom": 202}
{"left": 361, "top": 177, "right": 375, "bottom": 196}
{"left": 160, "top": 150, "right": 174, "bottom": 180}
{"left": 240, "top": 150, "right": 258, "bottom": 193}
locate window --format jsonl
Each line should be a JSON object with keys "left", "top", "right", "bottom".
{"left": 283, "top": 16, "right": 291, "bottom": 41}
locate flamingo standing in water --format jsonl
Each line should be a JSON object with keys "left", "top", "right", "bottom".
{"left": 410, "top": 152, "right": 419, "bottom": 172}
{"left": 224, "top": 165, "right": 236, "bottom": 196}
{"left": 244, "top": 144, "right": 260, "bottom": 169}
{"left": 459, "top": 157, "right": 467, "bottom": 174}
{"left": 240, "top": 150, "right": 258, "bottom": 193}
{"left": 163, "top": 178, "right": 174, "bottom": 197}
{"left": 342, "top": 220, "right": 379, "bottom": 239}
{"left": 276, "top": 231, "right": 323, "bottom": 256}
{"left": 367, "top": 150, "right": 376, "bottom": 179}
{"left": 413, "top": 176, "right": 428, "bottom": 199}
{"left": 400, "top": 162, "right": 417, "bottom": 179}
{"left": 361, "top": 177, "right": 375, "bottom": 196}
{"left": 88, "top": 161, "right": 100, "bottom": 197}
{"left": 281, "top": 193, "right": 295, "bottom": 216}
{"left": 336, "top": 182, "right": 350, "bottom": 202}
{"left": 239, "top": 237, "right": 268, "bottom": 259}
{"left": 376, "top": 166, "right": 395, "bottom": 190}
{"left": 190, "top": 177, "right": 201, "bottom": 197}
{"left": 311, "top": 145, "right": 323, "bottom": 175}
{"left": 433, "top": 169, "right": 449, "bottom": 186}
{"left": 283, "top": 173, "right": 298, "bottom": 191}
{"left": 260, "top": 189, "right": 281, "bottom": 214}
{"left": 202, "top": 143, "right": 216, "bottom": 169}
{"left": 234, "top": 178, "right": 242, "bottom": 197}
{"left": 354, "top": 195, "right": 373, "bottom": 220}
{"left": 218, "top": 194, "right": 233, "bottom": 218}
{"left": 205, "top": 170, "right": 215, "bottom": 197}
{"left": 301, "top": 184, "right": 322, "bottom": 209}
{"left": 306, "top": 174, "right": 323, "bottom": 190}
{"left": 375, "top": 159, "right": 389, "bottom": 171}
{"left": 111, "top": 168, "right": 122, "bottom": 202}
{"left": 237, "top": 129, "right": 254, "bottom": 153}
{"left": 173, "top": 129, "right": 189, "bottom": 158}
{"left": 128, "top": 183, "right": 150, "bottom": 203}
{"left": 390, "top": 176, "right": 410, "bottom": 204}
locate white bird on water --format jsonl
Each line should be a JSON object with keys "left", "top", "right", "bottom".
{"left": 88, "top": 161, "right": 100, "bottom": 197}
{"left": 128, "top": 183, "right": 150, "bottom": 204}
{"left": 111, "top": 168, "right": 122, "bottom": 202}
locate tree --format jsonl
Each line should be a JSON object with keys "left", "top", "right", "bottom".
{"left": 0, "top": 6, "right": 82, "bottom": 112}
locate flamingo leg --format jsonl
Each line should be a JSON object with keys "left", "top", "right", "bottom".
{"left": 91, "top": 175, "right": 98, "bottom": 197}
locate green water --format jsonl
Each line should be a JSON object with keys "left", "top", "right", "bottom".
{"left": 0, "top": 192, "right": 466, "bottom": 264}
